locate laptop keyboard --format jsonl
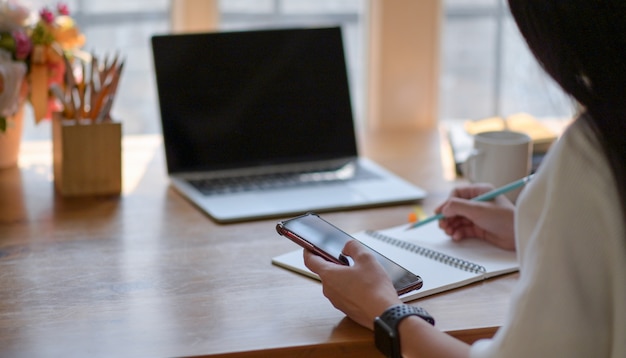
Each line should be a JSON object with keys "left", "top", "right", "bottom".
{"left": 188, "top": 163, "right": 380, "bottom": 195}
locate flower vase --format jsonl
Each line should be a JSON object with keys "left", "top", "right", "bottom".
{"left": 0, "top": 105, "right": 25, "bottom": 170}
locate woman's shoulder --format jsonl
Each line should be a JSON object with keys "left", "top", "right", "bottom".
{"left": 540, "top": 117, "right": 612, "bottom": 191}
{"left": 517, "top": 115, "right": 623, "bottom": 249}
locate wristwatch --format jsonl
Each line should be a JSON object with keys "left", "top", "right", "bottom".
{"left": 374, "top": 304, "right": 435, "bottom": 358}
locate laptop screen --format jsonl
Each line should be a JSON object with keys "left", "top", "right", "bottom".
{"left": 151, "top": 27, "right": 358, "bottom": 174}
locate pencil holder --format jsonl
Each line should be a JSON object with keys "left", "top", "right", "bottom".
{"left": 52, "top": 113, "right": 122, "bottom": 196}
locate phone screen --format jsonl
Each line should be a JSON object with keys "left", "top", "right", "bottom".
{"left": 276, "top": 213, "right": 423, "bottom": 295}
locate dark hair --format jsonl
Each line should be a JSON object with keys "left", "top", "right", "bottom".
{"left": 508, "top": 0, "right": 626, "bottom": 225}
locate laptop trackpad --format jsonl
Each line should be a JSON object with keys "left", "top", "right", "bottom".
{"left": 268, "top": 185, "right": 365, "bottom": 207}
{"left": 203, "top": 185, "right": 364, "bottom": 220}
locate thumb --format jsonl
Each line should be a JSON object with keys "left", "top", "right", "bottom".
{"left": 341, "top": 239, "right": 368, "bottom": 260}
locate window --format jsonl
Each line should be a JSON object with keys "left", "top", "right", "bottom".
{"left": 440, "top": 0, "right": 575, "bottom": 120}
{"left": 23, "top": 0, "right": 170, "bottom": 140}
{"left": 21, "top": 0, "right": 573, "bottom": 141}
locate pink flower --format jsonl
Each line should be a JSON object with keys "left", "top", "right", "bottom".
{"left": 57, "top": 3, "right": 70, "bottom": 16}
{"left": 12, "top": 29, "right": 31, "bottom": 60}
{"left": 39, "top": 7, "right": 54, "bottom": 24}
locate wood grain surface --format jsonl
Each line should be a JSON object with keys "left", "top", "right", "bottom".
{"left": 0, "top": 130, "right": 516, "bottom": 357}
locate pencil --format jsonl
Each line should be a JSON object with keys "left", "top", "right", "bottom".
{"left": 406, "top": 174, "right": 535, "bottom": 230}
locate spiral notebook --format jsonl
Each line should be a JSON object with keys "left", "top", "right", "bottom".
{"left": 272, "top": 221, "right": 518, "bottom": 302}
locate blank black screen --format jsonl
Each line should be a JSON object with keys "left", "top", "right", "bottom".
{"left": 151, "top": 27, "right": 358, "bottom": 173}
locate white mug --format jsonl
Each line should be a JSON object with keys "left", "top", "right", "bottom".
{"left": 462, "top": 130, "right": 532, "bottom": 201}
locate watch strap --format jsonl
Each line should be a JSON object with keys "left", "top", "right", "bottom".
{"left": 379, "top": 304, "right": 435, "bottom": 326}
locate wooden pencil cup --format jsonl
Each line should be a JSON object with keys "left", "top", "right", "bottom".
{"left": 52, "top": 114, "right": 122, "bottom": 196}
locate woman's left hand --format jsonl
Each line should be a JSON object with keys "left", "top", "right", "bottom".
{"left": 303, "top": 239, "right": 402, "bottom": 329}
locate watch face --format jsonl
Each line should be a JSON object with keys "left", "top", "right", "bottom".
{"left": 374, "top": 317, "right": 395, "bottom": 357}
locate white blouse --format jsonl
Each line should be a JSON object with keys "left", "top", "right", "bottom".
{"left": 470, "top": 118, "right": 626, "bottom": 357}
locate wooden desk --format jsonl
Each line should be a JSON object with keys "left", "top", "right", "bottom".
{"left": 0, "top": 129, "right": 517, "bottom": 357}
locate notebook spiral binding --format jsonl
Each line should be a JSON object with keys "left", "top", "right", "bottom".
{"left": 365, "top": 230, "right": 487, "bottom": 275}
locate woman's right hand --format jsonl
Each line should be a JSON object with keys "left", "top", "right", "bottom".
{"left": 435, "top": 184, "right": 516, "bottom": 251}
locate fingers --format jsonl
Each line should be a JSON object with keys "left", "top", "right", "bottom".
{"left": 437, "top": 195, "right": 516, "bottom": 249}
{"left": 303, "top": 248, "right": 333, "bottom": 274}
{"left": 440, "top": 197, "right": 496, "bottom": 224}
{"left": 437, "top": 199, "right": 496, "bottom": 241}
{"left": 442, "top": 219, "right": 484, "bottom": 241}
{"left": 304, "top": 240, "right": 370, "bottom": 275}
{"left": 450, "top": 183, "right": 495, "bottom": 201}
{"left": 435, "top": 183, "right": 495, "bottom": 214}
{"left": 341, "top": 239, "right": 365, "bottom": 257}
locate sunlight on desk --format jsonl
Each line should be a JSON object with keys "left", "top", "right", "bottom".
{"left": 117, "top": 135, "right": 162, "bottom": 194}
{"left": 17, "top": 135, "right": 162, "bottom": 195}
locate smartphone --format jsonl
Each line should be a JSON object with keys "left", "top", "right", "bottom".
{"left": 276, "top": 212, "right": 423, "bottom": 295}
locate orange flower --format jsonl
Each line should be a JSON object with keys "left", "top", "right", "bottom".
{"left": 0, "top": 1, "right": 84, "bottom": 131}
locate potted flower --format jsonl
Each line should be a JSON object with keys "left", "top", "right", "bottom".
{"left": 0, "top": 1, "right": 84, "bottom": 169}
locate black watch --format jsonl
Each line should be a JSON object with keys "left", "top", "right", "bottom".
{"left": 374, "top": 304, "right": 435, "bottom": 358}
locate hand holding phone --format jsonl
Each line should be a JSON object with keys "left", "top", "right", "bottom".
{"left": 276, "top": 212, "right": 423, "bottom": 295}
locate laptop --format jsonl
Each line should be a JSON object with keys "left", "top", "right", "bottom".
{"left": 151, "top": 26, "right": 426, "bottom": 223}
